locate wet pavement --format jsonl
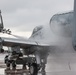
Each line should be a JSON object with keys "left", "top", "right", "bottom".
{"left": 0, "top": 52, "right": 76, "bottom": 75}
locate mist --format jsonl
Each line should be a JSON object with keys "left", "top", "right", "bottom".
{"left": 30, "top": 11, "right": 75, "bottom": 54}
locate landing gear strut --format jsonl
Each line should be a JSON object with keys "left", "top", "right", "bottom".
{"left": 41, "top": 63, "right": 46, "bottom": 72}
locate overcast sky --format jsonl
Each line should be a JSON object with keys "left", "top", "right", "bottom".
{"left": 0, "top": 0, "right": 74, "bottom": 38}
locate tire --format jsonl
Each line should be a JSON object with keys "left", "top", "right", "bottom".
{"left": 30, "top": 63, "right": 38, "bottom": 75}
{"left": 5, "top": 55, "right": 8, "bottom": 63}
{"left": 23, "top": 64, "right": 27, "bottom": 69}
{"left": 6, "top": 62, "right": 10, "bottom": 67}
{"left": 12, "top": 61, "right": 16, "bottom": 70}
{"left": 6, "top": 61, "right": 10, "bottom": 70}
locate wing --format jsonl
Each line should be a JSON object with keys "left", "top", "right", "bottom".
{"left": 0, "top": 33, "right": 50, "bottom": 49}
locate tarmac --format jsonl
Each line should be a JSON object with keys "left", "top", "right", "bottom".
{"left": 0, "top": 51, "right": 76, "bottom": 75}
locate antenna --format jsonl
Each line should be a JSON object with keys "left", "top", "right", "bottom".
{"left": 0, "top": 10, "right": 4, "bottom": 32}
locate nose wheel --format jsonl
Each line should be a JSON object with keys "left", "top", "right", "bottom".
{"left": 29, "top": 63, "right": 38, "bottom": 75}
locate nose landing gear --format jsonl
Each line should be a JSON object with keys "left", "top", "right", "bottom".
{"left": 29, "top": 63, "right": 38, "bottom": 75}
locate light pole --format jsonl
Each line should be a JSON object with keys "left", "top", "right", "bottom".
{"left": 0, "top": 10, "right": 4, "bottom": 32}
